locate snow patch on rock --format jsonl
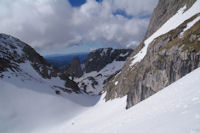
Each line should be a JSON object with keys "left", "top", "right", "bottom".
{"left": 130, "top": 0, "right": 200, "bottom": 67}
{"left": 180, "top": 16, "right": 200, "bottom": 37}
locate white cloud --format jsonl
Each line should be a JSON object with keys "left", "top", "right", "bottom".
{"left": 111, "top": 0, "right": 158, "bottom": 16}
{"left": 0, "top": 0, "right": 158, "bottom": 51}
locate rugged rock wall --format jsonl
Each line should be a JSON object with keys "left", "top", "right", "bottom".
{"left": 61, "top": 57, "right": 83, "bottom": 78}
{"left": 145, "top": 0, "right": 196, "bottom": 39}
{"left": 104, "top": 1, "right": 200, "bottom": 109}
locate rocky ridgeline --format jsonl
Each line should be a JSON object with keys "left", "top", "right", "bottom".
{"left": 0, "top": 33, "right": 79, "bottom": 93}
{"left": 62, "top": 48, "right": 133, "bottom": 78}
{"left": 84, "top": 48, "right": 133, "bottom": 73}
{"left": 145, "top": 0, "right": 196, "bottom": 39}
{"left": 104, "top": 0, "right": 200, "bottom": 109}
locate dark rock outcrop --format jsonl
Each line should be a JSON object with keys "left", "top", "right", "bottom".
{"left": 65, "top": 78, "right": 80, "bottom": 93}
{"left": 104, "top": 1, "right": 200, "bottom": 109}
{"left": 62, "top": 57, "right": 83, "bottom": 78}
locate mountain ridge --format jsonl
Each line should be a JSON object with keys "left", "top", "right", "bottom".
{"left": 0, "top": 33, "right": 133, "bottom": 96}
{"left": 0, "top": 33, "right": 80, "bottom": 93}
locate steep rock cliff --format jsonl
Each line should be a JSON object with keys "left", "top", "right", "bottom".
{"left": 104, "top": 0, "right": 200, "bottom": 109}
{"left": 145, "top": 0, "right": 196, "bottom": 39}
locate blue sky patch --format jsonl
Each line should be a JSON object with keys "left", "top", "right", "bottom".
{"left": 68, "top": 0, "right": 86, "bottom": 7}
{"left": 68, "top": 0, "right": 103, "bottom": 7}
{"left": 96, "top": 0, "right": 103, "bottom": 3}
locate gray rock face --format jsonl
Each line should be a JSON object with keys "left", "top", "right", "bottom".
{"left": 62, "top": 57, "right": 83, "bottom": 78}
{"left": 145, "top": 0, "right": 196, "bottom": 39}
{"left": 84, "top": 48, "right": 133, "bottom": 73}
{"left": 104, "top": 3, "right": 200, "bottom": 109}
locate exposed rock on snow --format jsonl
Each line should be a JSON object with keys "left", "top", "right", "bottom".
{"left": 63, "top": 48, "right": 133, "bottom": 95}
{"left": 75, "top": 61, "right": 125, "bottom": 95}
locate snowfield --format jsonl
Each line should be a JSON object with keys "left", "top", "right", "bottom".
{"left": 75, "top": 61, "right": 125, "bottom": 94}
{"left": 0, "top": 61, "right": 100, "bottom": 133}
{"left": 2, "top": 67, "right": 199, "bottom": 133}
{"left": 44, "top": 67, "right": 200, "bottom": 133}
{"left": 0, "top": 79, "right": 100, "bottom": 133}
{"left": 1, "top": 64, "right": 200, "bottom": 133}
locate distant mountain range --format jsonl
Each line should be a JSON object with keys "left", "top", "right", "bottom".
{"left": 44, "top": 53, "right": 89, "bottom": 67}
{"left": 0, "top": 33, "right": 132, "bottom": 96}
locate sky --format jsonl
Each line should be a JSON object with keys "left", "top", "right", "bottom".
{"left": 0, "top": 0, "right": 158, "bottom": 55}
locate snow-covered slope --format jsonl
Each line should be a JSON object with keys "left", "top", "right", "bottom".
{"left": 42, "top": 67, "right": 200, "bottom": 133}
{"left": 0, "top": 79, "right": 99, "bottom": 133}
{"left": 0, "top": 33, "right": 82, "bottom": 93}
{"left": 75, "top": 61, "right": 125, "bottom": 95}
{"left": 0, "top": 33, "right": 101, "bottom": 133}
